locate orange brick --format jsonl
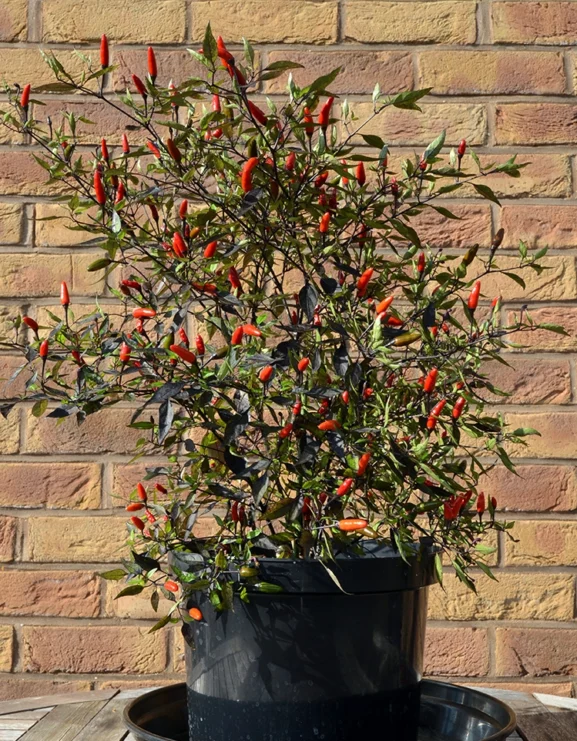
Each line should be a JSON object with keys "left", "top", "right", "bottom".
{"left": 42, "top": 0, "right": 186, "bottom": 43}
{"left": 419, "top": 50, "right": 565, "bottom": 95}
{"left": 111, "top": 462, "right": 168, "bottom": 503}
{"left": 71, "top": 254, "right": 108, "bottom": 297}
{"left": 0, "top": 626, "right": 13, "bottom": 672}
{"left": 96, "top": 678, "right": 177, "bottom": 690}
{"left": 508, "top": 306, "right": 577, "bottom": 352}
{"left": 0, "top": 203, "right": 22, "bottom": 244}
{"left": 477, "top": 255, "right": 577, "bottom": 301}
{"left": 22, "top": 625, "right": 168, "bottom": 673}
{"left": 425, "top": 627, "right": 489, "bottom": 677}
{"left": 0, "top": 151, "right": 65, "bottom": 197}
{"left": 402, "top": 203, "right": 492, "bottom": 249}
{"left": 505, "top": 411, "right": 577, "bottom": 459}
{"left": 0, "top": 678, "right": 92, "bottom": 700}
{"left": 496, "top": 628, "right": 577, "bottom": 677}
{"left": 0, "top": 462, "right": 101, "bottom": 509}
{"left": 501, "top": 205, "right": 577, "bottom": 250}
{"left": 27, "top": 516, "right": 127, "bottom": 562}
{"left": 35, "top": 203, "right": 100, "bottom": 248}
{"left": 0, "top": 570, "right": 100, "bottom": 617}
{"left": 483, "top": 464, "right": 577, "bottom": 512}
{"left": 0, "top": 410, "right": 20, "bottom": 455}
{"left": 112, "top": 49, "right": 209, "bottom": 91}
{"left": 496, "top": 103, "right": 577, "bottom": 145}
{"left": 481, "top": 356, "right": 571, "bottom": 405}
{"left": 0, "top": 49, "right": 97, "bottom": 90}
{"left": 24, "top": 409, "right": 141, "bottom": 454}
{"left": 0, "top": 354, "right": 33, "bottom": 399}
{"left": 472, "top": 680, "right": 574, "bottom": 697}
{"left": 0, "top": 0, "right": 27, "bottom": 41}
{"left": 0, "top": 305, "right": 25, "bottom": 339}
{"left": 346, "top": 2, "right": 476, "bottom": 44}
{"left": 265, "top": 50, "right": 413, "bottom": 94}
{"left": 0, "top": 254, "right": 72, "bottom": 298}
{"left": 105, "top": 581, "right": 161, "bottom": 620}
{"left": 35, "top": 100, "right": 139, "bottom": 146}
{"left": 0, "top": 517, "right": 17, "bottom": 563}
{"left": 493, "top": 2, "right": 577, "bottom": 45}
{"left": 352, "top": 102, "right": 487, "bottom": 146}
{"left": 505, "top": 520, "right": 577, "bottom": 566}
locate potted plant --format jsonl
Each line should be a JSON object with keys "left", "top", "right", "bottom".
{"left": 0, "top": 26, "right": 561, "bottom": 741}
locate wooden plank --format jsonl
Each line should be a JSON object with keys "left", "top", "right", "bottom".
{"left": 0, "top": 711, "right": 52, "bottom": 722}
{"left": 534, "top": 693, "right": 577, "bottom": 712}
{"left": 0, "top": 719, "right": 36, "bottom": 731}
{"left": 501, "top": 692, "right": 577, "bottom": 741}
{"left": 0, "top": 691, "right": 117, "bottom": 717}
{"left": 72, "top": 698, "right": 129, "bottom": 741}
{"left": 0, "top": 731, "right": 27, "bottom": 741}
{"left": 19, "top": 700, "right": 108, "bottom": 741}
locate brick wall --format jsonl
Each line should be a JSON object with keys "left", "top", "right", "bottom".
{"left": 0, "top": 0, "right": 576, "bottom": 699}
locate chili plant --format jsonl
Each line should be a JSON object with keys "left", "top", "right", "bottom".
{"left": 0, "top": 27, "right": 563, "bottom": 627}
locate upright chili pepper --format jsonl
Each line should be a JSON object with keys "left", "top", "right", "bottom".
{"left": 338, "top": 519, "right": 368, "bottom": 532}
{"left": 318, "top": 97, "right": 334, "bottom": 131}
{"left": 452, "top": 396, "right": 466, "bottom": 420}
{"left": 355, "top": 162, "right": 366, "bottom": 187}
{"left": 228, "top": 266, "right": 243, "bottom": 293}
{"left": 147, "top": 47, "right": 158, "bottom": 83}
{"left": 170, "top": 344, "right": 197, "bottom": 364}
{"left": 115, "top": 181, "right": 126, "bottom": 204}
{"left": 122, "top": 133, "right": 130, "bottom": 154}
{"left": 468, "top": 280, "right": 481, "bottom": 311}
{"left": 231, "top": 326, "right": 244, "bottom": 345}
{"left": 357, "top": 452, "right": 372, "bottom": 476}
{"left": 195, "top": 335, "right": 205, "bottom": 356}
{"left": 319, "top": 212, "right": 331, "bottom": 234}
{"left": 216, "top": 36, "right": 235, "bottom": 65}
{"left": 166, "top": 138, "right": 182, "bottom": 162}
{"left": 100, "top": 34, "right": 109, "bottom": 68}
{"left": 136, "top": 483, "right": 147, "bottom": 501}
{"left": 336, "top": 478, "right": 354, "bottom": 497}
{"left": 178, "top": 327, "right": 189, "bottom": 347}
{"left": 132, "top": 74, "right": 147, "bottom": 97}
{"left": 94, "top": 170, "right": 106, "bottom": 205}
{"left": 341, "top": 390, "right": 350, "bottom": 404}
{"left": 427, "top": 399, "right": 447, "bottom": 430}
{"left": 100, "top": 138, "right": 109, "bottom": 162}
{"left": 292, "top": 400, "right": 302, "bottom": 416}
{"left": 130, "top": 516, "right": 145, "bottom": 531}
{"left": 458, "top": 139, "right": 466, "bottom": 157}
{"left": 423, "top": 368, "right": 438, "bottom": 394}
{"left": 241, "top": 157, "right": 259, "bottom": 193}
{"left": 172, "top": 231, "right": 187, "bottom": 258}
{"left": 119, "top": 342, "right": 131, "bottom": 363}
{"left": 247, "top": 101, "right": 267, "bottom": 126}
{"left": 204, "top": 240, "right": 217, "bottom": 259}
{"left": 356, "top": 268, "right": 374, "bottom": 298}
{"left": 212, "top": 94, "right": 221, "bottom": 112}
{"left": 179, "top": 200, "right": 188, "bottom": 219}
{"left": 39, "top": 339, "right": 49, "bottom": 359}
{"left": 146, "top": 141, "right": 161, "bottom": 159}
{"left": 376, "top": 296, "right": 394, "bottom": 314}
{"left": 60, "top": 281, "right": 70, "bottom": 307}
{"left": 476, "top": 492, "right": 486, "bottom": 516}
{"left": 23, "top": 316, "right": 39, "bottom": 335}
{"left": 303, "top": 107, "right": 314, "bottom": 137}
{"left": 417, "top": 252, "right": 425, "bottom": 273}
{"left": 285, "top": 152, "right": 296, "bottom": 171}
{"left": 297, "top": 357, "right": 310, "bottom": 373}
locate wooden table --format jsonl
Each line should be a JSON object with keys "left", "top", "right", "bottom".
{"left": 0, "top": 685, "right": 575, "bottom": 740}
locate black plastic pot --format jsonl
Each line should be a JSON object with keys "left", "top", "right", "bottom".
{"left": 178, "top": 542, "right": 436, "bottom": 741}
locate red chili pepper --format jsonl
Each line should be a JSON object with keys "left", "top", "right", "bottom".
{"left": 356, "top": 268, "right": 373, "bottom": 298}
{"left": 341, "top": 390, "right": 350, "bottom": 404}
{"left": 417, "top": 252, "right": 425, "bottom": 273}
{"left": 355, "top": 162, "right": 366, "bottom": 187}
{"left": 192, "top": 282, "right": 217, "bottom": 294}
{"left": 172, "top": 231, "right": 187, "bottom": 258}
{"left": 57, "top": 281, "right": 69, "bottom": 308}
{"left": 177, "top": 200, "right": 188, "bottom": 220}
{"left": 100, "top": 138, "right": 109, "bottom": 162}
{"left": 212, "top": 94, "right": 221, "bottom": 113}
{"left": 100, "top": 34, "right": 109, "bottom": 68}
{"left": 319, "top": 212, "right": 331, "bottom": 234}
{"left": 195, "top": 335, "right": 205, "bottom": 356}
{"left": 147, "top": 47, "right": 158, "bottom": 82}
{"left": 259, "top": 365, "right": 274, "bottom": 383}
{"left": 285, "top": 152, "right": 296, "bottom": 172}
{"left": 203, "top": 240, "right": 217, "bottom": 259}
{"left": 390, "top": 177, "right": 399, "bottom": 197}
{"left": 242, "top": 324, "right": 262, "bottom": 338}
{"left": 164, "top": 580, "right": 179, "bottom": 593}
{"left": 130, "top": 516, "right": 145, "bottom": 531}
{"left": 216, "top": 36, "right": 234, "bottom": 65}
{"left": 297, "top": 357, "right": 310, "bottom": 373}
{"left": 318, "top": 419, "right": 340, "bottom": 431}
{"left": 336, "top": 478, "right": 354, "bottom": 497}
{"left": 468, "top": 281, "right": 481, "bottom": 311}
{"left": 132, "top": 74, "right": 147, "bottom": 96}
{"left": 119, "top": 342, "right": 131, "bottom": 363}
{"left": 313, "top": 311, "right": 322, "bottom": 327}
{"left": 338, "top": 518, "right": 368, "bottom": 532}
{"left": 165, "top": 137, "right": 182, "bottom": 163}
{"left": 122, "top": 133, "right": 130, "bottom": 154}
{"left": 363, "top": 387, "right": 373, "bottom": 400}
{"left": 94, "top": 170, "right": 106, "bottom": 205}
{"left": 452, "top": 396, "right": 466, "bottom": 420}
{"left": 376, "top": 296, "right": 394, "bottom": 314}
{"left": 247, "top": 100, "right": 267, "bottom": 126}
{"left": 115, "top": 181, "right": 126, "bottom": 204}
{"left": 178, "top": 327, "right": 189, "bottom": 347}
{"left": 155, "top": 483, "right": 168, "bottom": 495}
{"left": 423, "top": 368, "right": 438, "bottom": 394}
{"left": 427, "top": 399, "right": 447, "bottom": 430}
{"left": 170, "top": 344, "right": 197, "bottom": 364}
{"left": 241, "top": 157, "right": 259, "bottom": 193}
{"left": 303, "top": 107, "right": 314, "bottom": 137}
{"left": 231, "top": 326, "right": 244, "bottom": 345}
{"left": 228, "top": 266, "right": 242, "bottom": 293}
{"left": 279, "top": 422, "right": 293, "bottom": 439}
{"left": 443, "top": 498, "right": 459, "bottom": 521}
{"left": 188, "top": 606, "right": 203, "bottom": 621}
{"left": 23, "top": 316, "right": 39, "bottom": 334}
{"left": 292, "top": 400, "right": 302, "bottom": 416}
{"left": 458, "top": 139, "right": 467, "bottom": 157}
{"left": 136, "top": 483, "right": 147, "bottom": 501}
{"left": 133, "top": 307, "right": 156, "bottom": 319}
{"left": 122, "top": 279, "right": 140, "bottom": 290}
{"left": 126, "top": 502, "right": 144, "bottom": 512}
{"left": 39, "top": 340, "right": 49, "bottom": 359}
{"left": 147, "top": 141, "right": 161, "bottom": 159}
{"left": 318, "top": 97, "right": 334, "bottom": 130}
{"left": 476, "top": 493, "right": 486, "bottom": 516}
{"left": 315, "top": 171, "right": 329, "bottom": 189}
{"left": 491, "top": 496, "right": 497, "bottom": 510}
{"left": 357, "top": 452, "right": 372, "bottom": 476}
{"left": 148, "top": 203, "right": 159, "bottom": 223}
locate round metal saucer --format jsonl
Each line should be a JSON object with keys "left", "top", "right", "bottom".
{"left": 124, "top": 680, "right": 516, "bottom": 741}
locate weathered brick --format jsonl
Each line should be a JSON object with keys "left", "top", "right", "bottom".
{"left": 400, "top": 203, "right": 492, "bottom": 249}
{"left": 508, "top": 307, "right": 577, "bottom": 352}
{"left": 0, "top": 626, "right": 13, "bottom": 672}
{"left": 0, "top": 254, "right": 72, "bottom": 298}
{"left": 0, "top": 678, "right": 92, "bottom": 700}
{"left": 472, "top": 681, "right": 574, "bottom": 697}
{"left": 0, "top": 462, "right": 101, "bottom": 509}
{"left": 0, "top": 305, "right": 25, "bottom": 339}
{"left": 0, "top": 517, "right": 16, "bottom": 563}
{"left": 496, "top": 628, "right": 577, "bottom": 677}
{"left": 265, "top": 50, "right": 413, "bottom": 94}
{"left": 505, "top": 520, "right": 577, "bottom": 566}
{"left": 505, "top": 411, "right": 577, "bottom": 459}
{"left": 352, "top": 102, "right": 487, "bottom": 146}
{"left": 27, "top": 516, "right": 127, "bottom": 562}
{"left": 495, "top": 103, "right": 577, "bottom": 146}
{"left": 24, "top": 409, "right": 141, "bottom": 455}
{"left": 96, "top": 678, "right": 177, "bottom": 691}
{"left": 419, "top": 50, "right": 565, "bottom": 95}
{"left": 0, "top": 49, "right": 97, "bottom": 90}
{"left": 483, "top": 464, "right": 577, "bottom": 512}
{"left": 35, "top": 100, "right": 139, "bottom": 147}
{"left": 173, "top": 627, "right": 185, "bottom": 673}
{"left": 0, "top": 410, "right": 20, "bottom": 455}
{"left": 22, "top": 625, "right": 168, "bottom": 673}
{"left": 501, "top": 205, "right": 577, "bottom": 250}
{"left": 0, "top": 152, "right": 64, "bottom": 197}
{"left": 493, "top": 2, "right": 577, "bottom": 45}
{"left": 111, "top": 462, "right": 169, "bottom": 501}
{"left": 429, "top": 572, "right": 574, "bottom": 621}
{"left": 481, "top": 356, "right": 571, "bottom": 405}
{"left": 0, "top": 354, "right": 32, "bottom": 399}
{"left": 0, "top": 570, "right": 100, "bottom": 617}
{"left": 191, "top": 1, "right": 339, "bottom": 44}
{"left": 35, "top": 302, "right": 123, "bottom": 332}
{"left": 425, "top": 627, "right": 489, "bottom": 677}
{"left": 112, "top": 49, "right": 208, "bottom": 91}
{"left": 0, "top": 0, "right": 27, "bottom": 41}
{"left": 35, "top": 203, "right": 101, "bottom": 248}
{"left": 71, "top": 254, "right": 108, "bottom": 296}
{"left": 346, "top": 2, "right": 476, "bottom": 44}
{"left": 479, "top": 255, "right": 577, "bottom": 301}
{"left": 42, "top": 0, "right": 186, "bottom": 43}
{"left": 0, "top": 204, "right": 22, "bottom": 244}
{"left": 105, "top": 581, "right": 161, "bottom": 620}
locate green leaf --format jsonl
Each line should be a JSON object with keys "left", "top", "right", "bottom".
{"left": 32, "top": 399, "right": 48, "bottom": 417}
{"left": 423, "top": 130, "right": 446, "bottom": 161}
{"left": 99, "top": 569, "right": 126, "bottom": 581}
{"left": 202, "top": 23, "right": 217, "bottom": 62}
{"left": 537, "top": 323, "right": 568, "bottom": 335}
{"left": 511, "top": 427, "right": 540, "bottom": 437}
{"left": 361, "top": 134, "right": 385, "bottom": 149}
{"left": 434, "top": 553, "right": 444, "bottom": 586}
{"left": 149, "top": 614, "right": 172, "bottom": 633}
{"left": 114, "top": 584, "right": 145, "bottom": 599}
{"left": 476, "top": 562, "right": 498, "bottom": 581}
{"left": 390, "top": 88, "right": 432, "bottom": 111}
{"left": 472, "top": 183, "right": 501, "bottom": 205}
{"left": 502, "top": 272, "right": 525, "bottom": 289}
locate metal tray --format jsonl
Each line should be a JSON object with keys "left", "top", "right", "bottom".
{"left": 124, "top": 680, "right": 517, "bottom": 741}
